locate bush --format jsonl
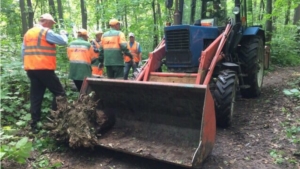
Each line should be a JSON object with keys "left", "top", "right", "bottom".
{"left": 271, "top": 24, "right": 300, "bottom": 66}
{"left": 0, "top": 127, "right": 32, "bottom": 164}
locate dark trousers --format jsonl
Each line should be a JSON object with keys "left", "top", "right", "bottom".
{"left": 106, "top": 66, "right": 124, "bottom": 79}
{"left": 124, "top": 62, "right": 138, "bottom": 80}
{"left": 73, "top": 80, "right": 83, "bottom": 91}
{"left": 27, "top": 70, "right": 65, "bottom": 127}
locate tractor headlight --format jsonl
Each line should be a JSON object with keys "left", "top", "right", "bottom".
{"left": 233, "top": 7, "right": 240, "bottom": 15}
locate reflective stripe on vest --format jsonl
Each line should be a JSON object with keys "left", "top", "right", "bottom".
{"left": 124, "top": 41, "right": 139, "bottom": 62}
{"left": 23, "top": 27, "right": 56, "bottom": 70}
{"left": 67, "top": 44, "right": 92, "bottom": 66}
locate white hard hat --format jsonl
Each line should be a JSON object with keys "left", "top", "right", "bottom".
{"left": 129, "top": 32, "right": 135, "bottom": 37}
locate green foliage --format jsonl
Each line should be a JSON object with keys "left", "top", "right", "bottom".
{"left": 0, "top": 37, "right": 31, "bottom": 125}
{"left": 269, "top": 150, "right": 285, "bottom": 164}
{"left": 271, "top": 25, "right": 300, "bottom": 66}
{"left": 32, "top": 155, "right": 62, "bottom": 169}
{"left": 283, "top": 76, "right": 300, "bottom": 102}
{"left": 0, "top": 128, "right": 32, "bottom": 164}
{"left": 283, "top": 88, "right": 300, "bottom": 98}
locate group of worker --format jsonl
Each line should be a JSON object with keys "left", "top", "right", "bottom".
{"left": 21, "top": 13, "right": 142, "bottom": 133}
{"left": 68, "top": 19, "right": 142, "bottom": 90}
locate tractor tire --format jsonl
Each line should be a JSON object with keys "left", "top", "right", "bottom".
{"left": 239, "top": 36, "right": 265, "bottom": 98}
{"left": 213, "top": 70, "right": 238, "bottom": 128}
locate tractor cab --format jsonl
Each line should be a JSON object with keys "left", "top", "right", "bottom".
{"left": 166, "top": 0, "right": 227, "bottom": 26}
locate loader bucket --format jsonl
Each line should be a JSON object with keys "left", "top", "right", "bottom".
{"left": 81, "top": 78, "right": 216, "bottom": 168}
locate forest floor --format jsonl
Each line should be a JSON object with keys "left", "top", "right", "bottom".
{"left": 2, "top": 65, "right": 300, "bottom": 169}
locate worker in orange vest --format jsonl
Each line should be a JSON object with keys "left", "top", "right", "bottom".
{"left": 22, "top": 13, "right": 68, "bottom": 133}
{"left": 91, "top": 30, "right": 104, "bottom": 77}
{"left": 123, "top": 33, "right": 142, "bottom": 80}
{"left": 99, "top": 19, "right": 133, "bottom": 79}
{"left": 67, "top": 29, "right": 94, "bottom": 91}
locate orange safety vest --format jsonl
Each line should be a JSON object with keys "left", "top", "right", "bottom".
{"left": 124, "top": 41, "right": 140, "bottom": 63}
{"left": 23, "top": 27, "right": 56, "bottom": 70}
{"left": 91, "top": 40, "right": 103, "bottom": 76}
{"left": 67, "top": 44, "right": 93, "bottom": 65}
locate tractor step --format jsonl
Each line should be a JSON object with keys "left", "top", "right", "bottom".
{"left": 239, "top": 85, "right": 250, "bottom": 89}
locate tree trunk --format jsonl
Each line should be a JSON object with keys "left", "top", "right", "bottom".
{"left": 124, "top": 5, "right": 128, "bottom": 34}
{"left": 20, "top": 0, "right": 28, "bottom": 36}
{"left": 96, "top": 0, "right": 100, "bottom": 30}
{"left": 265, "top": 0, "right": 272, "bottom": 44}
{"left": 284, "top": 0, "right": 291, "bottom": 25}
{"left": 157, "top": 3, "right": 163, "bottom": 40}
{"left": 100, "top": 0, "right": 106, "bottom": 29}
{"left": 258, "top": 0, "right": 264, "bottom": 21}
{"left": 48, "top": 0, "right": 57, "bottom": 20}
{"left": 293, "top": 4, "right": 300, "bottom": 25}
{"left": 57, "top": 0, "right": 64, "bottom": 27}
{"left": 294, "top": 4, "right": 300, "bottom": 45}
{"left": 80, "top": 0, "right": 87, "bottom": 29}
{"left": 152, "top": 0, "right": 158, "bottom": 49}
{"left": 26, "top": 0, "right": 34, "bottom": 28}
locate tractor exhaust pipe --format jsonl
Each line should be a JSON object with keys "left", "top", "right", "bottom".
{"left": 173, "top": 0, "right": 181, "bottom": 25}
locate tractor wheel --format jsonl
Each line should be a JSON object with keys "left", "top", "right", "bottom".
{"left": 213, "top": 70, "right": 238, "bottom": 128}
{"left": 239, "top": 36, "right": 265, "bottom": 98}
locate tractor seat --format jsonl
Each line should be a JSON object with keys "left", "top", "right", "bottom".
{"left": 194, "top": 18, "right": 217, "bottom": 27}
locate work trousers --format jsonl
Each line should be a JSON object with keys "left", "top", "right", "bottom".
{"left": 73, "top": 80, "right": 83, "bottom": 91}
{"left": 106, "top": 66, "right": 124, "bottom": 79}
{"left": 124, "top": 62, "right": 138, "bottom": 80}
{"left": 26, "top": 70, "right": 66, "bottom": 127}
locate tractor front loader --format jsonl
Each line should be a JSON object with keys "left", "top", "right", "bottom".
{"left": 80, "top": 0, "right": 269, "bottom": 168}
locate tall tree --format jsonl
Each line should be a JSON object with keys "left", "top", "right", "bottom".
{"left": 96, "top": 0, "right": 100, "bottom": 30}
{"left": 157, "top": 2, "right": 163, "bottom": 39}
{"left": 284, "top": 0, "right": 291, "bottom": 25}
{"left": 57, "top": 0, "right": 64, "bottom": 27}
{"left": 100, "top": 0, "right": 106, "bottom": 29}
{"left": 124, "top": 5, "right": 128, "bottom": 34}
{"left": 294, "top": 4, "right": 300, "bottom": 44}
{"left": 152, "top": 0, "right": 158, "bottom": 49}
{"left": 265, "top": 0, "right": 272, "bottom": 43}
{"left": 27, "top": 0, "right": 34, "bottom": 28}
{"left": 20, "top": 0, "right": 28, "bottom": 36}
{"left": 48, "top": 0, "right": 57, "bottom": 20}
{"left": 80, "top": 0, "right": 87, "bottom": 29}
{"left": 258, "top": 0, "right": 264, "bottom": 21}
{"left": 294, "top": 4, "right": 300, "bottom": 25}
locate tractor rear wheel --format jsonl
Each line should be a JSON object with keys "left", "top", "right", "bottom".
{"left": 239, "top": 36, "right": 265, "bottom": 98}
{"left": 213, "top": 70, "right": 238, "bottom": 128}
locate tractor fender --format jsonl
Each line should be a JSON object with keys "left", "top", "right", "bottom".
{"left": 243, "top": 27, "right": 265, "bottom": 45}
{"left": 221, "top": 62, "right": 239, "bottom": 72}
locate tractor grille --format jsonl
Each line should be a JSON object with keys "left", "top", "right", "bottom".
{"left": 165, "top": 29, "right": 190, "bottom": 50}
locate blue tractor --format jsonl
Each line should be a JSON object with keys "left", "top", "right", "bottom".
{"left": 163, "top": 0, "right": 268, "bottom": 127}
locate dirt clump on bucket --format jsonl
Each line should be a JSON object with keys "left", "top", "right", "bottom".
{"left": 44, "top": 92, "right": 115, "bottom": 148}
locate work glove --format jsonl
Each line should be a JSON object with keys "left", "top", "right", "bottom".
{"left": 60, "top": 30, "right": 68, "bottom": 37}
{"left": 60, "top": 30, "right": 67, "bottom": 35}
{"left": 138, "top": 61, "right": 142, "bottom": 67}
